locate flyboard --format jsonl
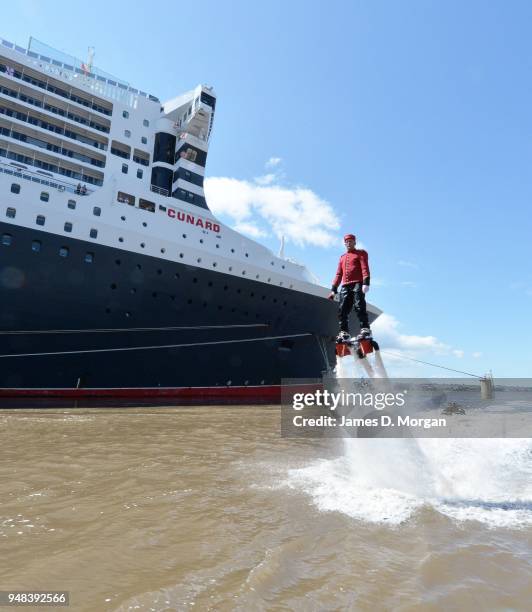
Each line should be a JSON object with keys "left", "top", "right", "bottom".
{"left": 335, "top": 333, "right": 388, "bottom": 379}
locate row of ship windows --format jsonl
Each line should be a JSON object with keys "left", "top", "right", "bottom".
{"left": 0, "top": 232, "right": 294, "bottom": 303}
{"left": 1, "top": 147, "right": 103, "bottom": 186}
{"left": 122, "top": 111, "right": 150, "bottom": 128}
{"left": 0, "top": 83, "right": 110, "bottom": 133}
{"left": 121, "top": 165, "right": 143, "bottom": 179}
{"left": 9, "top": 185, "right": 102, "bottom": 213}
{"left": 1, "top": 232, "right": 94, "bottom": 261}
{"left": 3, "top": 206, "right": 293, "bottom": 285}
{"left": 0, "top": 126, "right": 105, "bottom": 168}
{"left": 6, "top": 188, "right": 289, "bottom": 272}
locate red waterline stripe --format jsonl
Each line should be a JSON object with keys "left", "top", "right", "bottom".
{"left": 0, "top": 384, "right": 322, "bottom": 402}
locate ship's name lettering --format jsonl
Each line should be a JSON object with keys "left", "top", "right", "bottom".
{"left": 167, "top": 208, "right": 220, "bottom": 233}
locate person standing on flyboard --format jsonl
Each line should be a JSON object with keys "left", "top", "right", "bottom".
{"left": 328, "top": 234, "right": 371, "bottom": 342}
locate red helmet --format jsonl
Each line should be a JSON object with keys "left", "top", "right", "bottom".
{"left": 343, "top": 234, "right": 356, "bottom": 242}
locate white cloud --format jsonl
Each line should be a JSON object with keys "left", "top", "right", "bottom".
{"left": 369, "top": 313, "right": 478, "bottom": 376}
{"left": 472, "top": 351, "right": 483, "bottom": 358}
{"left": 400, "top": 281, "right": 418, "bottom": 288}
{"left": 204, "top": 176, "right": 340, "bottom": 247}
{"left": 254, "top": 173, "right": 276, "bottom": 186}
{"left": 398, "top": 260, "right": 419, "bottom": 269}
{"left": 265, "top": 157, "right": 282, "bottom": 168}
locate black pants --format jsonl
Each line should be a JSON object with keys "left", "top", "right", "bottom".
{"left": 338, "top": 283, "right": 369, "bottom": 333}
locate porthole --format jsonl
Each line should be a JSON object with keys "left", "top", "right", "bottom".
{"left": 68, "top": 200, "right": 76, "bottom": 210}
{"left": 236, "top": 289, "right": 241, "bottom": 294}
{"left": 242, "top": 271, "right": 246, "bottom": 275}
{"left": 267, "top": 278, "right": 271, "bottom": 282}
{"left": 83, "top": 252, "right": 94, "bottom": 263}
{"left": 245, "top": 253, "right": 248, "bottom": 257}
{"left": 218, "top": 305, "right": 223, "bottom": 310}
{"left": 160, "top": 248, "right": 165, "bottom": 254}
{"left": 6, "top": 207, "right": 16, "bottom": 218}
{"left": 216, "top": 244, "right": 220, "bottom": 249}
{"left": 11, "top": 183, "right": 20, "bottom": 194}
{"left": 36, "top": 215, "right": 45, "bottom": 226}
{"left": 223, "top": 285, "right": 228, "bottom": 291}
{"left": 130, "top": 288, "right": 136, "bottom": 294}
{"left": 142, "top": 222, "right": 147, "bottom": 227}
{"left": 182, "top": 233, "right": 187, "bottom": 238}
{"left": 152, "top": 292, "right": 157, "bottom": 298}
{"left": 136, "top": 264, "right": 142, "bottom": 270}
{"left": 40, "top": 192, "right": 49, "bottom": 202}
{"left": 122, "top": 110, "right": 129, "bottom": 118}
{"left": 192, "top": 278, "right": 198, "bottom": 283}
{"left": 200, "top": 239, "right": 204, "bottom": 244}
{"left": 93, "top": 207, "right": 101, "bottom": 216}
{"left": 208, "top": 282, "right": 213, "bottom": 287}
{"left": 279, "top": 282, "right": 283, "bottom": 286}
{"left": 229, "top": 266, "right": 232, "bottom": 271}
{"left": 179, "top": 253, "right": 184, "bottom": 258}
{"left": 90, "top": 228, "right": 98, "bottom": 238}
{"left": 124, "top": 129, "right": 131, "bottom": 138}
{"left": 212, "top": 262, "right": 217, "bottom": 267}
{"left": 59, "top": 246, "right": 69, "bottom": 257}
{"left": 115, "top": 259, "right": 121, "bottom": 265}
{"left": 105, "top": 307, "right": 111, "bottom": 314}
{"left": 121, "top": 216, "right": 126, "bottom": 221}
{"left": 110, "top": 283, "right": 117, "bottom": 289}
{"left": 157, "top": 269, "right": 162, "bottom": 275}
{"left": 64, "top": 222, "right": 72, "bottom": 233}
{"left": 273, "top": 298, "right": 278, "bottom": 303}
{"left": 256, "top": 275, "right": 260, "bottom": 279}
{"left": 231, "top": 248, "right": 235, "bottom": 253}
{"left": 125, "top": 312, "right": 131, "bottom": 317}
{"left": 32, "top": 240, "right": 41, "bottom": 252}
{"left": 197, "top": 258, "right": 201, "bottom": 263}
{"left": 140, "top": 242, "right": 145, "bottom": 248}
{"left": 202, "top": 302, "right": 207, "bottom": 308}
{"left": 271, "top": 262, "right": 274, "bottom": 266}
{"left": 174, "top": 273, "right": 180, "bottom": 279}
{"left": 282, "top": 265, "right": 285, "bottom": 269}
{"left": 187, "top": 299, "right": 192, "bottom": 304}
{"left": 1, "top": 233, "right": 12, "bottom": 246}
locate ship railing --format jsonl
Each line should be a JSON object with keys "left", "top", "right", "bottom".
{"left": 150, "top": 184, "right": 169, "bottom": 197}
{"left": 0, "top": 160, "right": 94, "bottom": 195}
{"left": 0, "top": 36, "right": 160, "bottom": 108}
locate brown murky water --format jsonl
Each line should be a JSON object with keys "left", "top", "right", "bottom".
{"left": 1, "top": 407, "right": 531, "bottom": 611}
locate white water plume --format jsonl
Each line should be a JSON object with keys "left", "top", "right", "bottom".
{"left": 288, "top": 356, "right": 532, "bottom": 528}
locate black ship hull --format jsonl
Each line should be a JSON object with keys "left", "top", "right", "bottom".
{"left": 0, "top": 222, "right": 377, "bottom": 401}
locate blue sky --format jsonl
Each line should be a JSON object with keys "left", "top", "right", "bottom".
{"left": 4, "top": 0, "right": 532, "bottom": 377}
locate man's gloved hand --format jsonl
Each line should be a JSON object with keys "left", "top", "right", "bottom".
{"left": 362, "top": 285, "right": 370, "bottom": 295}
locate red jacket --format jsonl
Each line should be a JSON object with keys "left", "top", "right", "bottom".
{"left": 332, "top": 249, "right": 370, "bottom": 291}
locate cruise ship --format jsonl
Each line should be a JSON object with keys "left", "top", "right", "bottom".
{"left": 0, "top": 37, "right": 380, "bottom": 402}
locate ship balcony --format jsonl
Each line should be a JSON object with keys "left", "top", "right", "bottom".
{"left": 0, "top": 118, "right": 107, "bottom": 170}
{"left": 0, "top": 73, "right": 112, "bottom": 135}
{"left": 0, "top": 100, "right": 108, "bottom": 152}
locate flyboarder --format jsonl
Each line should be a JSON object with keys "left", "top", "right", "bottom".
{"left": 328, "top": 234, "right": 371, "bottom": 342}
